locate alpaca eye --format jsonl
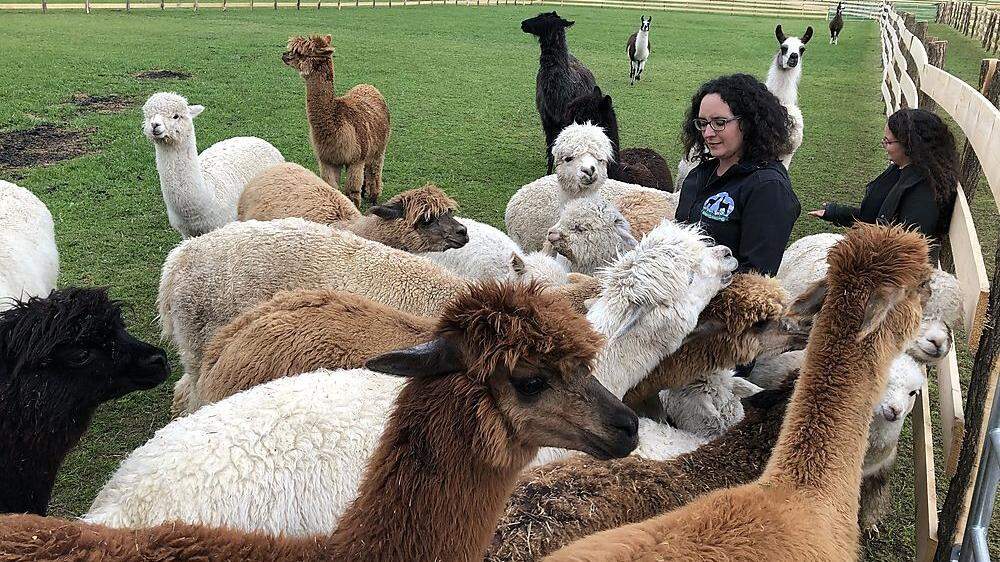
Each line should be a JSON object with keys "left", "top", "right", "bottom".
{"left": 781, "top": 45, "right": 788, "bottom": 53}
{"left": 511, "top": 376, "right": 547, "bottom": 397}
{"left": 563, "top": 156, "right": 573, "bottom": 163}
{"left": 172, "top": 114, "right": 179, "bottom": 119}
{"left": 800, "top": 47, "right": 806, "bottom": 54}
{"left": 909, "top": 390, "right": 918, "bottom": 397}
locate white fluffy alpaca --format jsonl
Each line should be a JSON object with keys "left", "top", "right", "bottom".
{"left": 766, "top": 25, "right": 812, "bottom": 170}
{"left": 658, "top": 370, "right": 763, "bottom": 437}
{"left": 552, "top": 122, "right": 615, "bottom": 204}
{"left": 87, "top": 220, "right": 737, "bottom": 536}
{"left": 142, "top": 92, "right": 284, "bottom": 238}
{"left": 776, "top": 232, "right": 963, "bottom": 362}
{"left": 420, "top": 217, "right": 569, "bottom": 283}
{"left": 546, "top": 197, "right": 638, "bottom": 274}
{"left": 0, "top": 180, "right": 58, "bottom": 310}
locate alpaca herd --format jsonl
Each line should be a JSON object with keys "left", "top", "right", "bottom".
{"left": 0, "top": 11, "right": 949, "bottom": 562}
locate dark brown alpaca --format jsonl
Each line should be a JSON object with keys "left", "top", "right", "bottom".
{"left": 282, "top": 34, "right": 391, "bottom": 208}
{"left": 546, "top": 224, "right": 931, "bottom": 561}
{"left": 0, "top": 281, "right": 639, "bottom": 562}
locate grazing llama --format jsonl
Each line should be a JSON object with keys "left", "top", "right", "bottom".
{"left": 766, "top": 25, "right": 812, "bottom": 170}
{"left": 521, "top": 11, "right": 597, "bottom": 174}
{"left": 282, "top": 34, "right": 391, "bottom": 208}
{"left": 544, "top": 224, "right": 933, "bottom": 562}
{"left": 830, "top": 2, "right": 845, "bottom": 45}
{"left": 626, "top": 16, "right": 651, "bottom": 86}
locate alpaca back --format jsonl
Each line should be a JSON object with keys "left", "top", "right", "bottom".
{"left": 85, "top": 369, "right": 401, "bottom": 535}
{"left": 0, "top": 181, "right": 58, "bottom": 309}
{"left": 315, "top": 84, "right": 390, "bottom": 163}
{"left": 198, "top": 137, "right": 284, "bottom": 226}
{"left": 238, "top": 162, "right": 361, "bottom": 224}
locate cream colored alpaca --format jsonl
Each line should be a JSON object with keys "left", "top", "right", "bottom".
{"left": 545, "top": 223, "right": 932, "bottom": 562}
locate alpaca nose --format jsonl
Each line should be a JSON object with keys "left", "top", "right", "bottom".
{"left": 611, "top": 409, "right": 639, "bottom": 438}
{"left": 547, "top": 229, "right": 561, "bottom": 242}
{"left": 883, "top": 405, "right": 901, "bottom": 422}
{"left": 143, "top": 350, "right": 170, "bottom": 373}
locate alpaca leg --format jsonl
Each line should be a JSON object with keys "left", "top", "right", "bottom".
{"left": 364, "top": 151, "right": 386, "bottom": 206}
{"left": 637, "top": 59, "right": 646, "bottom": 81}
{"left": 344, "top": 162, "right": 365, "bottom": 208}
{"left": 629, "top": 60, "right": 636, "bottom": 85}
{"left": 320, "top": 161, "right": 342, "bottom": 191}
{"left": 545, "top": 127, "right": 558, "bottom": 175}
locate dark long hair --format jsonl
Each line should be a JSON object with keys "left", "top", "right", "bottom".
{"left": 887, "top": 108, "right": 959, "bottom": 208}
{"left": 681, "top": 73, "right": 791, "bottom": 165}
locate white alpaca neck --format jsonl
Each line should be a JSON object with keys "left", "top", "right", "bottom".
{"left": 635, "top": 30, "right": 649, "bottom": 58}
{"left": 153, "top": 135, "right": 215, "bottom": 236}
{"left": 766, "top": 55, "right": 801, "bottom": 108}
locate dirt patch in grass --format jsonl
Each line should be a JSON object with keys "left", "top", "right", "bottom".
{"left": 133, "top": 69, "right": 191, "bottom": 80}
{"left": 0, "top": 123, "right": 95, "bottom": 169}
{"left": 69, "top": 92, "right": 135, "bottom": 113}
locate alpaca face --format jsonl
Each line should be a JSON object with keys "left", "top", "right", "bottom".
{"left": 281, "top": 35, "right": 334, "bottom": 77}
{"left": 546, "top": 198, "right": 636, "bottom": 273}
{"left": 552, "top": 123, "right": 615, "bottom": 196}
{"left": 907, "top": 270, "right": 961, "bottom": 362}
{"left": 639, "top": 16, "right": 651, "bottom": 32}
{"left": 774, "top": 25, "right": 813, "bottom": 69}
{"left": 865, "top": 354, "right": 925, "bottom": 468}
{"left": 520, "top": 11, "right": 574, "bottom": 37}
{"left": 142, "top": 93, "right": 203, "bottom": 146}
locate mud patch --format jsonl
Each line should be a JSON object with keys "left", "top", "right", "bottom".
{"left": 133, "top": 69, "right": 192, "bottom": 80}
{"left": 0, "top": 124, "right": 95, "bottom": 169}
{"left": 69, "top": 92, "right": 135, "bottom": 113}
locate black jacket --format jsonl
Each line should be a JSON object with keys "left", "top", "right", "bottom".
{"left": 676, "top": 159, "right": 800, "bottom": 276}
{"left": 821, "top": 164, "right": 944, "bottom": 239}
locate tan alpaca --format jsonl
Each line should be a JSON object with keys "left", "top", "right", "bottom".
{"left": 282, "top": 35, "right": 391, "bottom": 208}
{"left": 545, "top": 223, "right": 932, "bottom": 562}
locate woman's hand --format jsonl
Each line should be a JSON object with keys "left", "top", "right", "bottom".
{"left": 808, "top": 203, "right": 828, "bottom": 218}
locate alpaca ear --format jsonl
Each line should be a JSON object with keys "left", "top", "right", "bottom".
{"left": 789, "top": 279, "right": 828, "bottom": 318}
{"left": 564, "top": 19, "right": 575, "bottom": 28}
{"left": 510, "top": 253, "right": 526, "bottom": 275}
{"left": 369, "top": 201, "right": 405, "bottom": 220}
{"left": 802, "top": 26, "right": 814, "bottom": 44}
{"left": 323, "top": 34, "right": 332, "bottom": 44}
{"left": 856, "top": 286, "right": 908, "bottom": 342}
{"left": 188, "top": 105, "right": 205, "bottom": 119}
{"left": 611, "top": 303, "right": 655, "bottom": 342}
{"left": 615, "top": 221, "right": 638, "bottom": 251}
{"left": 680, "top": 318, "right": 726, "bottom": 346}
{"left": 775, "top": 24, "right": 787, "bottom": 43}
{"left": 600, "top": 95, "right": 613, "bottom": 112}
{"left": 366, "top": 338, "right": 463, "bottom": 378}
{"left": 731, "top": 377, "right": 763, "bottom": 399}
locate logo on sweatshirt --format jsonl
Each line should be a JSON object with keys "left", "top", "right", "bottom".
{"left": 702, "top": 192, "right": 736, "bottom": 222}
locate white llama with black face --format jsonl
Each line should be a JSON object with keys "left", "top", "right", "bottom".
{"left": 766, "top": 24, "right": 811, "bottom": 170}
{"left": 627, "top": 16, "right": 651, "bottom": 86}
{"left": 830, "top": 2, "right": 845, "bottom": 45}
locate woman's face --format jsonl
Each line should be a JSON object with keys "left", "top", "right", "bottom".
{"left": 699, "top": 93, "right": 744, "bottom": 163}
{"left": 884, "top": 124, "right": 910, "bottom": 167}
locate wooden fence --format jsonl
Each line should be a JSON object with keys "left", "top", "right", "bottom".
{"left": 938, "top": 1, "right": 1000, "bottom": 55}
{"left": 881, "top": 4, "right": 1000, "bottom": 560}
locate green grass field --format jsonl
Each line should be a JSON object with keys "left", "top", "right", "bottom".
{"left": 0, "top": 6, "right": 996, "bottom": 560}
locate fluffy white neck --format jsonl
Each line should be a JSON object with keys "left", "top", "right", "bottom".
{"left": 636, "top": 29, "right": 649, "bottom": 46}
{"left": 152, "top": 136, "right": 215, "bottom": 234}
{"left": 766, "top": 55, "right": 801, "bottom": 108}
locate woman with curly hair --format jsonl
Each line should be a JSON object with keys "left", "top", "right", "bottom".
{"left": 809, "top": 108, "right": 959, "bottom": 261}
{"left": 675, "top": 73, "right": 801, "bottom": 276}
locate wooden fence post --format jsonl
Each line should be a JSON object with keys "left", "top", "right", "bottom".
{"left": 933, "top": 234, "right": 1000, "bottom": 562}
{"left": 86, "top": 0, "right": 91, "bottom": 12}
{"left": 296, "top": 0, "right": 300, "bottom": 8}
{"left": 957, "top": 59, "right": 1000, "bottom": 203}
{"left": 922, "top": 38, "right": 949, "bottom": 112}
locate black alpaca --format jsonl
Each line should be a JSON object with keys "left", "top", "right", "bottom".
{"left": 521, "top": 11, "right": 597, "bottom": 175}
{"left": 0, "top": 288, "right": 170, "bottom": 515}
{"left": 564, "top": 85, "right": 674, "bottom": 191}
{"left": 830, "top": 2, "right": 844, "bottom": 45}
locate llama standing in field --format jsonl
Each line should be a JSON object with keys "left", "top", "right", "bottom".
{"left": 282, "top": 34, "right": 390, "bottom": 208}
{"left": 766, "top": 25, "right": 811, "bottom": 169}
{"left": 830, "top": 2, "right": 845, "bottom": 45}
{"left": 521, "top": 12, "right": 597, "bottom": 174}
{"left": 626, "top": 16, "right": 651, "bottom": 86}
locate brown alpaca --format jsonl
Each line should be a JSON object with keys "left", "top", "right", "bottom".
{"left": 486, "top": 379, "right": 796, "bottom": 562}
{"left": 623, "top": 273, "right": 807, "bottom": 416}
{"left": 545, "top": 224, "right": 932, "bottom": 562}
{"left": 196, "top": 271, "right": 603, "bottom": 408}
{"left": 282, "top": 34, "right": 391, "bottom": 208}
{"left": 0, "top": 281, "right": 639, "bottom": 562}
{"left": 238, "top": 162, "right": 362, "bottom": 224}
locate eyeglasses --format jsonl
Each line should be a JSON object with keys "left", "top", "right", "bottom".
{"left": 881, "top": 137, "right": 900, "bottom": 147}
{"left": 693, "top": 116, "right": 741, "bottom": 132}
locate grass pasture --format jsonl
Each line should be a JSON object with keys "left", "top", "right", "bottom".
{"left": 0, "top": 6, "right": 996, "bottom": 560}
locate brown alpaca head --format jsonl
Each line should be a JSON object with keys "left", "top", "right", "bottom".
{"left": 282, "top": 34, "right": 334, "bottom": 77}
{"left": 790, "top": 224, "right": 931, "bottom": 345}
{"left": 367, "top": 281, "right": 639, "bottom": 465}
{"left": 683, "top": 273, "right": 810, "bottom": 362}
{"left": 368, "top": 183, "right": 470, "bottom": 251}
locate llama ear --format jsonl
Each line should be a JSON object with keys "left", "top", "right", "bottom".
{"left": 775, "top": 24, "right": 787, "bottom": 43}
{"left": 368, "top": 200, "right": 405, "bottom": 220}
{"left": 789, "top": 279, "right": 828, "bottom": 318}
{"left": 680, "top": 318, "right": 726, "bottom": 346}
{"left": 510, "top": 253, "right": 526, "bottom": 275}
{"left": 366, "top": 338, "right": 463, "bottom": 378}
{"left": 731, "top": 377, "right": 763, "bottom": 399}
{"left": 856, "top": 286, "right": 908, "bottom": 342}
{"left": 802, "top": 26, "right": 814, "bottom": 44}
{"left": 188, "top": 105, "right": 205, "bottom": 118}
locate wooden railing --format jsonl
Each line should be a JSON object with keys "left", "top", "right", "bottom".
{"left": 881, "top": 4, "right": 1000, "bottom": 560}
